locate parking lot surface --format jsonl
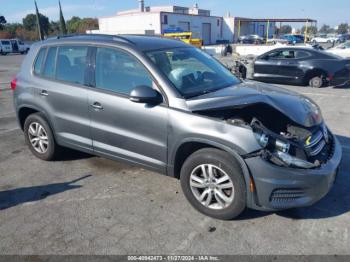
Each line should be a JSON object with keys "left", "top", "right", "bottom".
{"left": 0, "top": 54, "right": 349, "bottom": 255}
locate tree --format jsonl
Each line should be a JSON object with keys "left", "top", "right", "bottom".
{"left": 337, "top": 23, "right": 349, "bottom": 34}
{"left": 67, "top": 17, "right": 98, "bottom": 34}
{"left": 0, "top": 15, "right": 6, "bottom": 30}
{"left": 76, "top": 18, "right": 98, "bottom": 33}
{"left": 279, "top": 25, "right": 292, "bottom": 35}
{"left": 59, "top": 0, "right": 67, "bottom": 35}
{"left": 3, "top": 23, "right": 23, "bottom": 37}
{"left": 319, "top": 24, "right": 333, "bottom": 34}
{"left": 67, "top": 16, "right": 81, "bottom": 33}
{"left": 0, "top": 31, "right": 11, "bottom": 39}
{"left": 23, "top": 13, "right": 50, "bottom": 36}
{"left": 49, "top": 21, "right": 60, "bottom": 35}
{"left": 301, "top": 25, "right": 318, "bottom": 36}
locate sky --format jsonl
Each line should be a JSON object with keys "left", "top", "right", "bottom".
{"left": 1, "top": 0, "right": 349, "bottom": 28}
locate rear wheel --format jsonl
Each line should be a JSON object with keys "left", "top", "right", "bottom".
{"left": 309, "top": 75, "right": 324, "bottom": 88}
{"left": 24, "top": 113, "right": 61, "bottom": 161}
{"left": 180, "top": 148, "right": 246, "bottom": 220}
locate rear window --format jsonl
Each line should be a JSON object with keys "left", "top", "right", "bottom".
{"left": 1, "top": 41, "right": 10, "bottom": 45}
{"left": 43, "top": 47, "right": 58, "bottom": 79}
{"left": 56, "top": 46, "right": 88, "bottom": 85}
{"left": 34, "top": 48, "right": 47, "bottom": 75}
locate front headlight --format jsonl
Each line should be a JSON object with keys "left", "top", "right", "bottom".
{"left": 255, "top": 132, "right": 290, "bottom": 153}
{"left": 275, "top": 151, "right": 318, "bottom": 169}
{"left": 255, "top": 132, "right": 318, "bottom": 169}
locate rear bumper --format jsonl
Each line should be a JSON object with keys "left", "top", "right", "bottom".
{"left": 330, "top": 68, "right": 350, "bottom": 86}
{"left": 245, "top": 136, "right": 342, "bottom": 211}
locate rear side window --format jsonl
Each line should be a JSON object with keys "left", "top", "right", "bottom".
{"left": 95, "top": 47, "right": 153, "bottom": 95}
{"left": 295, "top": 51, "right": 310, "bottom": 59}
{"left": 1, "top": 41, "right": 10, "bottom": 45}
{"left": 43, "top": 47, "right": 57, "bottom": 78}
{"left": 34, "top": 48, "right": 47, "bottom": 75}
{"left": 56, "top": 46, "right": 88, "bottom": 85}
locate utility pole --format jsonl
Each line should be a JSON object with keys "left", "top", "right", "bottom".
{"left": 59, "top": 0, "right": 67, "bottom": 35}
{"left": 34, "top": 0, "right": 43, "bottom": 40}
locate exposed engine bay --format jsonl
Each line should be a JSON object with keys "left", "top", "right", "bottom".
{"left": 197, "top": 103, "right": 334, "bottom": 169}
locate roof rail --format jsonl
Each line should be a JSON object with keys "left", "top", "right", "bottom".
{"left": 45, "top": 33, "right": 136, "bottom": 45}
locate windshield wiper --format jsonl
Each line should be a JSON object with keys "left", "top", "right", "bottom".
{"left": 185, "top": 85, "right": 233, "bottom": 99}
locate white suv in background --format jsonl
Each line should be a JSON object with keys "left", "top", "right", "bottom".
{"left": 0, "top": 39, "right": 12, "bottom": 55}
{"left": 10, "top": 39, "right": 30, "bottom": 54}
{"left": 311, "top": 34, "right": 340, "bottom": 44}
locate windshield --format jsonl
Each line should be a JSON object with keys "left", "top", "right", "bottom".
{"left": 146, "top": 47, "right": 240, "bottom": 98}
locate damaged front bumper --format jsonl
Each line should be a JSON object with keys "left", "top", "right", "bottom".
{"left": 244, "top": 135, "right": 342, "bottom": 211}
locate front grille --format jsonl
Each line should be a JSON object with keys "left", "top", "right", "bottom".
{"left": 270, "top": 189, "right": 306, "bottom": 208}
{"left": 304, "top": 128, "right": 328, "bottom": 157}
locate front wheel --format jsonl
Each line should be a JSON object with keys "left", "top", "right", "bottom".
{"left": 180, "top": 148, "right": 246, "bottom": 220}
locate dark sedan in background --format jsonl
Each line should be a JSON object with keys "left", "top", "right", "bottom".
{"left": 235, "top": 47, "right": 350, "bottom": 88}
{"left": 238, "top": 34, "right": 264, "bottom": 45}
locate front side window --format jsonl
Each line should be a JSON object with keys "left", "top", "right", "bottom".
{"left": 147, "top": 47, "right": 240, "bottom": 98}
{"left": 34, "top": 48, "right": 47, "bottom": 75}
{"left": 56, "top": 46, "right": 88, "bottom": 85}
{"left": 265, "top": 50, "right": 295, "bottom": 59}
{"left": 95, "top": 47, "right": 153, "bottom": 95}
{"left": 43, "top": 47, "right": 57, "bottom": 78}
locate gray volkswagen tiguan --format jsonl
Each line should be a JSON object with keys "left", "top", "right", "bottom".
{"left": 12, "top": 35, "right": 342, "bottom": 220}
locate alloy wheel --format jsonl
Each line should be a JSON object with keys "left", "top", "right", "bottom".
{"left": 189, "top": 164, "right": 235, "bottom": 210}
{"left": 28, "top": 122, "right": 49, "bottom": 154}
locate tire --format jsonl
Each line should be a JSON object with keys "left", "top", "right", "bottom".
{"left": 309, "top": 75, "right": 324, "bottom": 88}
{"left": 24, "top": 113, "right": 61, "bottom": 161}
{"left": 180, "top": 148, "right": 246, "bottom": 220}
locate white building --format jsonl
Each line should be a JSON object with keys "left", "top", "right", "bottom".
{"left": 96, "top": 2, "right": 224, "bottom": 45}
{"left": 92, "top": 1, "right": 280, "bottom": 45}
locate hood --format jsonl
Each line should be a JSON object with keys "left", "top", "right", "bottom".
{"left": 186, "top": 81, "right": 323, "bottom": 127}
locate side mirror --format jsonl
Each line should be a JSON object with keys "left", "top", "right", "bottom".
{"left": 130, "top": 85, "right": 162, "bottom": 104}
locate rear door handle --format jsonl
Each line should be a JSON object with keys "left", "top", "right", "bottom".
{"left": 40, "top": 90, "right": 48, "bottom": 96}
{"left": 91, "top": 102, "right": 103, "bottom": 110}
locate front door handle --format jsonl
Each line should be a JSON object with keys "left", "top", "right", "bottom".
{"left": 91, "top": 102, "right": 103, "bottom": 110}
{"left": 40, "top": 90, "right": 48, "bottom": 96}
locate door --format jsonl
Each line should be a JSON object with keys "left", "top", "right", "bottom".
{"left": 254, "top": 50, "right": 283, "bottom": 81}
{"left": 33, "top": 45, "right": 92, "bottom": 151}
{"left": 202, "top": 23, "right": 211, "bottom": 45}
{"left": 89, "top": 47, "right": 168, "bottom": 172}
{"left": 11, "top": 40, "right": 19, "bottom": 52}
{"left": 277, "top": 50, "right": 307, "bottom": 83}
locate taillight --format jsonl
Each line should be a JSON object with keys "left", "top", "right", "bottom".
{"left": 10, "top": 77, "right": 17, "bottom": 91}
